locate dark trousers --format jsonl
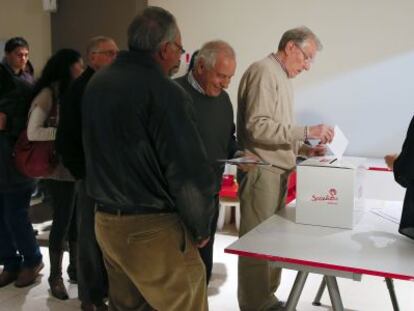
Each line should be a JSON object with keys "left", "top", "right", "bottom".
{"left": 198, "top": 195, "right": 219, "bottom": 284}
{"left": 45, "top": 180, "right": 76, "bottom": 252}
{"left": 0, "top": 186, "right": 42, "bottom": 272}
{"left": 76, "top": 180, "right": 108, "bottom": 304}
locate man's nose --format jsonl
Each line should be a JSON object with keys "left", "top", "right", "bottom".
{"left": 221, "top": 77, "right": 230, "bottom": 89}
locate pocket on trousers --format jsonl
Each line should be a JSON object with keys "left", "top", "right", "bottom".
{"left": 178, "top": 221, "right": 188, "bottom": 253}
{"left": 128, "top": 229, "right": 163, "bottom": 243}
{"left": 127, "top": 221, "right": 172, "bottom": 244}
{"left": 178, "top": 222, "right": 201, "bottom": 264}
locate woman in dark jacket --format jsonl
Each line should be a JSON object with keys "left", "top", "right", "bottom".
{"left": 385, "top": 115, "right": 414, "bottom": 239}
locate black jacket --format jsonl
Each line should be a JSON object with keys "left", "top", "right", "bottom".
{"left": 175, "top": 75, "right": 239, "bottom": 191}
{"left": 82, "top": 51, "right": 216, "bottom": 240}
{"left": 394, "top": 115, "right": 414, "bottom": 239}
{"left": 0, "top": 63, "right": 34, "bottom": 191}
{"left": 56, "top": 66, "right": 95, "bottom": 180}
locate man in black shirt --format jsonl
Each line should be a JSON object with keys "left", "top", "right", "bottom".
{"left": 175, "top": 40, "right": 240, "bottom": 284}
{"left": 56, "top": 36, "right": 118, "bottom": 310}
{"left": 82, "top": 7, "right": 215, "bottom": 311}
{"left": 385, "top": 116, "right": 414, "bottom": 240}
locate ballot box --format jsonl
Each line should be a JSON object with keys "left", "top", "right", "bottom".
{"left": 296, "top": 156, "right": 366, "bottom": 229}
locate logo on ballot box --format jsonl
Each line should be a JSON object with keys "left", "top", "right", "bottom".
{"left": 311, "top": 188, "right": 338, "bottom": 204}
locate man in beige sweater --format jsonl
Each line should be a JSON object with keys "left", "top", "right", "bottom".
{"left": 237, "top": 26, "right": 334, "bottom": 311}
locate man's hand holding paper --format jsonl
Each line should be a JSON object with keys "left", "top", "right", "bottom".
{"left": 308, "top": 124, "right": 335, "bottom": 144}
{"left": 326, "top": 125, "right": 348, "bottom": 160}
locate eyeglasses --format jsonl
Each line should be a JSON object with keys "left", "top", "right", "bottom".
{"left": 92, "top": 50, "right": 119, "bottom": 57}
{"left": 294, "top": 43, "right": 314, "bottom": 65}
{"left": 172, "top": 41, "right": 186, "bottom": 55}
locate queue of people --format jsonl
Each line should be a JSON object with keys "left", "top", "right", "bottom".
{"left": 0, "top": 5, "right": 412, "bottom": 311}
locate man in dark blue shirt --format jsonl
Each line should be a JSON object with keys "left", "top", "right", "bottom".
{"left": 175, "top": 40, "right": 240, "bottom": 283}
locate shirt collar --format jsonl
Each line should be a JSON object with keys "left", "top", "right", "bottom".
{"left": 187, "top": 71, "right": 205, "bottom": 95}
{"left": 1, "top": 57, "right": 34, "bottom": 85}
{"left": 270, "top": 53, "right": 289, "bottom": 76}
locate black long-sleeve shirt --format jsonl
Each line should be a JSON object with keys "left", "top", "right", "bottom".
{"left": 394, "top": 115, "right": 414, "bottom": 239}
{"left": 175, "top": 74, "right": 239, "bottom": 191}
{"left": 56, "top": 66, "right": 95, "bottom": 179}
{"left": 81, "top": 51, "right": 216, "bottom": 240}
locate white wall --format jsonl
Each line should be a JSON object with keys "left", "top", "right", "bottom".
{"left": 149, "top": 0, "right": 414, "bottom": 157}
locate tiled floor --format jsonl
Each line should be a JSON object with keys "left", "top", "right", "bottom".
{"left": 0, "top": 225, "right": 413, "bottom": 311}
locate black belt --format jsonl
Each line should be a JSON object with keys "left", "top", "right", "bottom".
{"left": 95, "top": 204, "right": 169, "bottom": 216}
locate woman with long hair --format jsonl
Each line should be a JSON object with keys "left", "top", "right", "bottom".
{"left": 27, "top": 48, "right": 83, "bottom": 300}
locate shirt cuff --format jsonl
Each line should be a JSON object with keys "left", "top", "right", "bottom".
{"left": 292, "top": 126, "right": 306, "bottom": 141}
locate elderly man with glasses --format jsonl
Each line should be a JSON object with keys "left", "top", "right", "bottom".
{"left": 236, "top": 26, "right": 335, "bottom": 311}
{"left": 56, "top": 36, "right": 118, "bottom": 310}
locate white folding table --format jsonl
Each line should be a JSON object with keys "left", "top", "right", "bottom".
{"left": 225, "top": 200, "right": 414, "bottom": 311}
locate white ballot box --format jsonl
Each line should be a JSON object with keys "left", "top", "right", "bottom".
{"left": 296, "top": 156, "right": 366, "bottom": 229}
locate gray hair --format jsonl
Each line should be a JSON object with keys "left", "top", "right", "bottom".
{"left": 86, "top": 36, "right": 115, "bottom": 54}
{"left": 278, "top": 26, "right": 323, "bottom": 51}
{"left": 195, "top": 40, "right": 236, "bottom": 69}
{"left": 127, "top": 6, "right": 178, "bottom": 52}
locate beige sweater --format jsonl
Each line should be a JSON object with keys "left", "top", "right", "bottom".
{"left": 237, "top": 55, "right": 307, "bottom": 172}
{"left": 27, "top": 87, "right": 74, "bottom": 181}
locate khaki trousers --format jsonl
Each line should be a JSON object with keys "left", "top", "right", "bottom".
{"left": 237, "top": 167, "right": 288, "bottom": 311}
{"left": 95, "top": 212, "right": 208, "bottom": 311}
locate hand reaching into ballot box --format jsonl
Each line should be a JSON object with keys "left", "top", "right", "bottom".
{"left": 308, "top": 124, "right": 334, "bottom": 144}
{"left": 384, "top": 153, "right": 398, "bottom": 170}
{"left": 308, "top": 144, "right": 327, "bottom": 157}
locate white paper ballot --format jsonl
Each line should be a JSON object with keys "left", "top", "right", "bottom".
{"left": 327, "top": 125, "right": 348, "bottom": 160}
{"left": 217, "top": 157, "right": 270, "bottom": 166}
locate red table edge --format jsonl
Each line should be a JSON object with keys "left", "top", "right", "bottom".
{"left": 224, "top": 248, "right": 414, "bottom": 281}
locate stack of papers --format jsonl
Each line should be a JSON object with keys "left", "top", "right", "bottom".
{"left": 217, "top": 157, "right": 270, "bottom": 166}
{"left": 371, "top": 201, "right": 403, "bottom": 224}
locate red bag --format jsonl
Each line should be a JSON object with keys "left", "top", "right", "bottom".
{"left": 13, "top": 88, "right": 58, "bottom": 178}
{"left": 13, "top": 130, "right": 57, "bottom": 178}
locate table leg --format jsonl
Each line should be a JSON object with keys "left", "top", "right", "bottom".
{"left": 312, "top": 276, "right": 326, "bottom": 306}
{"left": 385, "top": 278, "right": 400, "bottom": 311}
{"left": 285, "top": 271, "right": 309, "bottom": 311}
{"left": 217, "top": 202, "right": 227, "bottom": 230}
{"left": 325, "top": 276, "right": 344, "bottom": 311}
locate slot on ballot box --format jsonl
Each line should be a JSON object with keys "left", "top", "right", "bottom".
{"left": 296, "top": 156, "right": 366, "bottom": 229}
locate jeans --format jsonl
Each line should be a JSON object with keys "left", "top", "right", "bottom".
{"left": 0, "top": 186, "right": 42, "bottom": 272}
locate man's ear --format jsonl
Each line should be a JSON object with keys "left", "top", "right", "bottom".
{"left": 88, "top": 53, "right": 96, "bottom": 64}
{"left": 195, "top": 58, "right": 205, "bottom": 75}
{"left": 158, "top": 41, "right": 169, "bottom": 60}
{"left": 285, "top": 41, "right": 296, "bottom": 55}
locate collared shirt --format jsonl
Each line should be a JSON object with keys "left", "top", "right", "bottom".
{"left": 187, "top": 71, "right": 205, "bottom": 95}
{"left": 1, "top": 58, "right": 34, "bottom": 85}
{"left": 270, "top": 53, "right": 289, "bottom": 77}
